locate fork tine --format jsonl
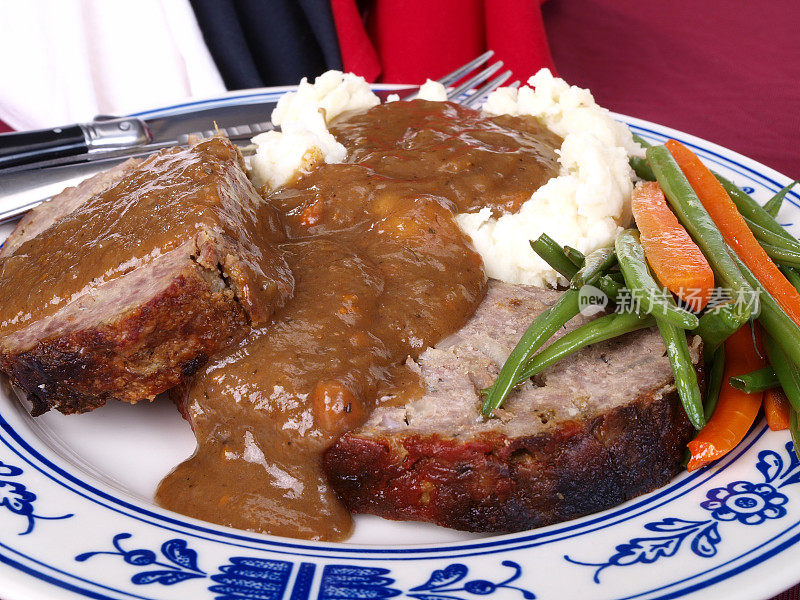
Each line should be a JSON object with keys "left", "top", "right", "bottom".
{"left": 446, "top": 61, "right": 504, "bottom": 102}
{"left": 508, "top": 80, "right": 521, "bottom": 89}
{"left": 462, "top": 69, "right": 513, "bottom": 108}
{"left": 402, "top": 51, "right": 495, "bottom": 101}
{"left": 437, "top": 50, "right": 495, "bottom": 87}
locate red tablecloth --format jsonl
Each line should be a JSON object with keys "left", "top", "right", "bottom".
{"left": 542, "top": 0, "right": 799, "bottom": 178}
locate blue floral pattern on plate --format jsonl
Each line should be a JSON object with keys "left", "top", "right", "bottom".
{"left": 0, "top": 458, "right": 72, "bottom": 535}
{"left": 75, "top": 533, "right": 536, "bottom": 600}
{"left": 701, "top": 480, "right": 788, "bottom": 524}
{"left": 407, "top": 561, "right": 535, "bottom": 600}
{"left": 565, "top": 441, "right": 800, "bottom": 582}
{"left": 76, "top": 533, "right": 206, "bottom": 585}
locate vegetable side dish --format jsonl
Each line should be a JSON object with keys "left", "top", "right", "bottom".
{"left": 484, "top": 135, "right": 800, "bottom": 479}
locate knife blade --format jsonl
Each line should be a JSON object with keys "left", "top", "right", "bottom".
{"left": 0, "top": 155, "right": 137, "bottom": 223}
{"left": 141, "top": 101, "right": 276, "bottom": 146}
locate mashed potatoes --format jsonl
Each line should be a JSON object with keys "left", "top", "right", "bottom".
{"left": 386, "top": 79, "right": 447, "bottom": 103}
{"left": 462, "top": 69, "right": 643, "bottom": 286}
{"left": 250, "top": 69, "right": 642, "bottom": 287}
{"left": 249, "top": 71, "right": 379, "bottom": 189}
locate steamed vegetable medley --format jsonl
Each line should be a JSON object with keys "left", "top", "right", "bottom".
{"left": 484, "top": 136, "right": 800, "bottom": 469}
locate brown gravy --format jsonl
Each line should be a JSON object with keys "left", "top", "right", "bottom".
{"left": 155, "top": 101, "right": 561, "bottom": 539}
{"left": 331, "top": 100, "right": 562, "bottom": 216}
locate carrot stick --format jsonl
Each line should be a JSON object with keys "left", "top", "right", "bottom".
{"left": 631, "top": 181, "right": 714, "bottom": 311}
{"left": 764, "top": 388, "right": 791, "bottom": 431}
{"left": 687, "top": 324, "right": 766, "bottom": 471}
{"left": 665, "top": 139, "right": 800, "bottom": 327}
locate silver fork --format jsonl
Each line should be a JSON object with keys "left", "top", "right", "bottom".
{"left": 195, "top": 51, "right": 516, "bottom": 142}
{"left": 402, "top": 50, "right": 519, "bottom": 107}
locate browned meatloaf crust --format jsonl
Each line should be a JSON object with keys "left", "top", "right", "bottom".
{"left": 0, "top": 138, "right": 292, "bottom": 416}
{"left": 324, "top": 281, "right": 701, "bottom": 533}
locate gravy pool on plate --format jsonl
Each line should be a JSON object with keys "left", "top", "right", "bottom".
{"left": 156, "top": 100, "right": 563, "bottom": 540}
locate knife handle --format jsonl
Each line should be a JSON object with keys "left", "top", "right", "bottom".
{"left": 0, "top": 125, "right": 88, "bottom": 169}
{"left": 0, "top": 117, "right": 150, "bottom": 170}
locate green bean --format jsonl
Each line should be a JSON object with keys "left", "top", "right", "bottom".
{"left": 630, "top": 156, "right": 656, "bottom": 181}
{"left": 564, "top": 246, "right": 586, "bottom": 268}
{"left": 516, "top": 312, "right": 655, "bottom": 382}
{"left": 483, "top": 235, "right": 594, "bottom": 413}
{"left": 694, "top": 300, "right": 750, "bottom": 360}
{"left": 764, "top": 335, "right": 800, "bottom": 414}
{"left": 763, "top": 180, "right": 798, "bottom": 217}
{"left": 612, "top": 227, "right": 703, "bottom": 427}
{"left": 657, "top": 317, "right": 706, "bottom": 429}
{"left": 704, "top": 345, "right": 725, "bottom": 421}
{"left": 648, "top": 146, "right": 756, "bottom": 320}
{"left": 729, "top": 367, "right": 780, "bottom": 394}
{"left": 760, "top": 242, "right": 800, "bottom": 269}
{"left": 657, "top": 162, "right": 799, "bottom": 253}
{"left": 680, "top": 447, "right": 693, "bottom": 469}
{"left": 790, "top": 409, "right": 800, "bottom": 461}
{"left": 732, "top": 252, "right": 800, "bottom": 368}
{"left": 615, "top": 229, "right": 699, "bottom": 329}
{"left": 629, "top": 134, "right": 656, "bottom": 180}
{"left": 484, "top": 245, "right": 624, "bottom": 414}
{"left": 632, "top": 133, "right": 653, "bottom": 149}
{"left": 715, "top": 173, "right": 799, "bottom": 247}
{"left": 607, "top": 271, "right": 626, "bottom": 285}
{"left": 781, "top": 266, "right": 800, "bottom": 291}
{"left": 596, "top": 274, "right": 624, "bottom": 302}
{"left": 530, "top": 234, "right": 580, "bottom": 280}
{"left": 481, "top": 289, "right": 580, "bottom": 416}
{"left": 576, "top": 270, "right": 624, "bottom": 317}
{"left": 572, "top": 246, "right": 617, "bottom": 289}
{"left": 743, "top": 216, "right": 800, "bottom": 252}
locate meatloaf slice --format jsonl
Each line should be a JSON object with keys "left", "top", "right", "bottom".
{"left": 324, "top": 280, "right": 700, "bottom": 533}
{"left": 0, "top": 158, "right": 142, "bottom": 259}
{"left": 0, "top": 137, "right": 293, "bottom": 415}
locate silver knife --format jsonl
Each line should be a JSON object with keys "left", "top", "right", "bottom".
{"left": 0, "top": 99, "right": 278, "bottom": 222}
{"left": 0, "top": 100, "right": 276, "bottom": 171}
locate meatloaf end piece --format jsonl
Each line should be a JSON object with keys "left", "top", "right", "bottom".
{"left": 0, "top": 138, "right": 293, "bottom": 415}
{"left": 324, "top": 280, "right": 701, "bottom": 533}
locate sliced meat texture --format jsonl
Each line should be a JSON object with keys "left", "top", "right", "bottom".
{"left": 324, "top": 281, "right": 700, "bottom": 532}
{"left": 0, "top": 138, "right": 293, "bottom": 415}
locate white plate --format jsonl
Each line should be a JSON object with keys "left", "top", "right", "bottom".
{"left": 0, "top": 87, "right": 799, "bottom": 600}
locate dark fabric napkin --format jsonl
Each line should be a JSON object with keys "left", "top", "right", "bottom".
{"left": 189, "top": 0, "right": 344, "bottom": 89}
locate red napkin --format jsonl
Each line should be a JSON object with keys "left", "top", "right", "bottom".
{"left": 330, "top": 0, "right": 555, "bottom": 84}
